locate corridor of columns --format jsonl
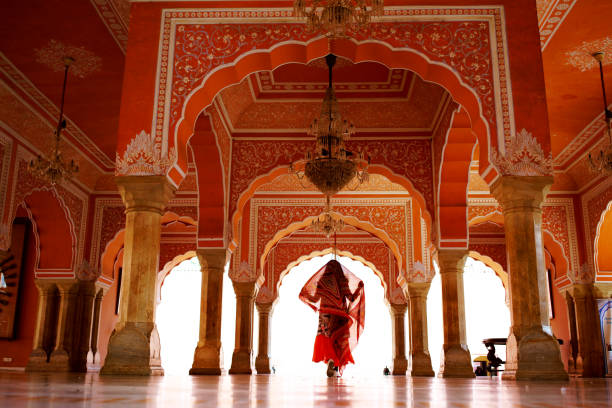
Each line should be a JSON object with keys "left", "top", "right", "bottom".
{"left": 1, "top": 1, "right": 612, "bottom": 406}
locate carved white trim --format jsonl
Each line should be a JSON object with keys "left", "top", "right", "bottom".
{"left": 229, "top": 260, "right": 258, "bottom": 283}
{"left": 407, "top": 260, "right": 434, "bottom": 283}
{"left": 492, "top": 128, "right": 553, "bottom": 176}
{"left": 115, "top": 130, "right": 177, "bottom": 176}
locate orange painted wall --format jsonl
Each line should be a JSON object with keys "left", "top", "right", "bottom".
{"left": 97, "top": 255, "right": 121, "bottom": 364}
{"left": 550, "top": 285, "right": 570, "bottom": 370}
{"left": 0, "top": 218, "right": 38, "bottom": 368}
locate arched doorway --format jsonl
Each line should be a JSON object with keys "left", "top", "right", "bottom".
{"left": 427, "top": 257, "right": 510, "bottom": 374}
{"left": 155, "top": 257, "right": 202, "bottom": 375}
{"left": 271, "top": 254, "right": 392, "bottom": 378}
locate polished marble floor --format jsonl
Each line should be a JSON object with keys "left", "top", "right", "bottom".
{"left": 0, "top": 371, "right": 611, "bottom": 407}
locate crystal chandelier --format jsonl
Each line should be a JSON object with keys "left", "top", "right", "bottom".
{"left": 289, "top": 54, "right": 369, "bottom": 200}
{"left": 29, "top": 57, "right": 79, "bottom": 185}
{"left": 294, "top": 0, "right": 384, "bottom": 37}
{"left": 587, "top": 51, "right": 612, "bottom": 175}
{"left": 312, "top": 200, "right": 346, "bottom": 238}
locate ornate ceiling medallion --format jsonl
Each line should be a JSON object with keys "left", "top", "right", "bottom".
{"left": 294, "top": 0, "right": 384, "bottom": 37}
{"left": 587, "top": 52, "right": 612, "bottom": 175}
{"left": 28, "top": 57, "right": 79, "bottom": 185}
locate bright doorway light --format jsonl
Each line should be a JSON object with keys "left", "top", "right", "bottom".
{"left": 426, "top": 257, "right": 510, "bottom": 374}
{"left": 271, "top": 254, "right": 392, "bottom": 378}
{"left": 156, "top": 257, "right": 201, "bottom": 375}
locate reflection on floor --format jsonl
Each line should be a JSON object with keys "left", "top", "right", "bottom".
{"left": 0, "top": 372, "right": 610, "bottom": 407}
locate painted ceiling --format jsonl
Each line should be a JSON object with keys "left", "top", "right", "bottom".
{"left": 217, "top": 58, "right": 450, "bottom": 135}
{"left": 0, "top": 0, "right": 609, "bottom": 193}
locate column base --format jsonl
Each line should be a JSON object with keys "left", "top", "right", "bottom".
{"left": 25, "top": 349, "right": 50, "bottom": 372}
{"left": 48, "top": 348, "right": 71, "bottom": 371}
{"left": 87, "top": 350, "right": 102, "bottom": 372}
{"left": 502, "top": 330, "right": 568, "bottom": 381}
{"left": 190, "top": 345, "right": 223, "bottom": 375}
{"left": 391, "top": 357, "right": 408, "bottom": 375}
{"left": 439, "top": 344, "right": 475, "bottom": 378}
{"left": 100, "top": 322, "right": 164, "bottom": 376}
{"left": 409, "top": 351, "right": 434, "bottom": 377}
{"left": 229, "top": 350, "right": 253, "bottom": 374}
{"left": 255, "top": 356, "right": 271, "bottom": 374}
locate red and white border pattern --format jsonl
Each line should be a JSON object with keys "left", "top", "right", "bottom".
{"left": 143, "top": 6, "right": 515, "bottom": 181}
{"left": 247, "top": 197, "right": 413, "bottom": 279}
{"left": 538, "top": 0, "right": 578, "bottom": 50}
{"left": 89, "top": 0, "right": 129, "bottom": 53}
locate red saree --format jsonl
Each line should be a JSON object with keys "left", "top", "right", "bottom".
{"left": 299, "top": 260, "right": 365, "bottom": 374}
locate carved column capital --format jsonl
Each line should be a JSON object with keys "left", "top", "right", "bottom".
{"left": 255, "top": 302, "right": 274, "bottom": 314}
{"left": 196, "top": 248, "right": 229, "bottom": 273}
{"left": 389, "top": 302, "right": 407, "bottom": 315}
{"left": 436, "top": 249, "right": 468, "bottom": 274}
{"left": 116, "top": 175, "right": 176, "bottom": 214}
{"left": 490, "top": 175, "right": 553, "bottom": 212}
{"left": 406, "top": 281, "right": 432, "bottom": 298}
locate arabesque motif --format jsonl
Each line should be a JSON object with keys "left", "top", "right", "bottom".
{"left": 115, "top": 130, "right": 177, "bottom": 176}
{"left": 491, "top": 128, "right": 553, "bottom": 176}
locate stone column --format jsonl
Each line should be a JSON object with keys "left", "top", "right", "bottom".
{"left": 26, "top": 280, "right": 57, "bottom": 371}
{"left": 565, "top": 292, "right": 579, "bottom": 375}
{"left": 101, "top": 176, "right": 175, "bottom": 376}
{"left": 87, "top": 287, "right": 105, "bottom": 371}
{"left": 491, "top": 175, "right": 568, "bottom": 380}
{"left": 190, "top": 248, "right": 228, "bottom": 375}
{"left": 229, "top": 280, "right": 259, "bottom": 374}
{"left": 255, "top": 302, "right": 273, "bottom": 374}
{"left": 437, "top": 249, "right": 474, "bottom": 378}
{"left": 48, "top": 280, "right": 78, "bottom": 371}
{"left": 568, "top": 283, "right": 605, "bottom": 377}
{"left": 70, "top": 281, "right": 97, "bottom": 372}
{"left": 390, "top": 303, "right": 408, "bottom": 375}
{"left": 406, "top": 281, "right": 434, "bottom": 377}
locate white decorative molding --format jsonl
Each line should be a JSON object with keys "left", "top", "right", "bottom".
{"left": 115, "top": 130, "right": 177, "bottom": 176}
{"left": 229, "top": 260, "right": 258, "bottom": 283}
{"left": 407, "top": 260, "right": 434, "bottom": 283}
{"left": 492, "top": 128, "right": 553, "bottom": 176}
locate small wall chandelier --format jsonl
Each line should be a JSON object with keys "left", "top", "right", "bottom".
{"left": 294, "top": 0, "right": 384, "bottom": 37}
{"left": 587, "top": 51, "right": 612, "bottom": 175}
{"left": 29, "top": 57, "right": 79, "bottom": 185}
{"left": 289, "top": 54, "right": 369, "bottom": 200}
{"left": 312, "top": 201, "right": 346, "bottom": 238}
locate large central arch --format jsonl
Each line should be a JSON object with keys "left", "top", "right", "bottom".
{"left": 171, "top": 37, "right": 492, "bottom": 186}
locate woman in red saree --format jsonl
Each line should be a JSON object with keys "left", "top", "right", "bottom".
{"left": 299, "top": 260, "right": 365, "bottom": 377}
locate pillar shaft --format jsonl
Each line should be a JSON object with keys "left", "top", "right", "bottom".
{"left": 406, "top": 282, "right": 434, "bottom": 376}
{"left": 491, "top": 175, "right": 567, "bottom": 381}
{"left": 569, "top": 283, "right": 605, "bottom": 377}
{"left": 229, "top": 280, "right": 258, "bottom": 374}
{"left": 87, "top": 289, "right": 105, "bottom": 371}
{"left": 101, "top": 176, "right": 175, "bottom": 376}
{"left": 26, "top": 281, "right": 56, "bottom": 370}
{"left": 437, "top": 249, "right": 474, "bottom": 378}
{"left": 390, "top": 303, "right": 408, "bottom": 375}
{"left": 190, "top": 248, "right": 228, "bottom": 375}
{"left": 255, "top": 302, "right": 273, "bottom": 374}
{"left": 565, "top": 292, "right": 578, "bottom": 374}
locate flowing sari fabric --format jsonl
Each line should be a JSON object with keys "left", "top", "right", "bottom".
{"left": 299, "top": 260, "right": 365, "bottom": 373}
